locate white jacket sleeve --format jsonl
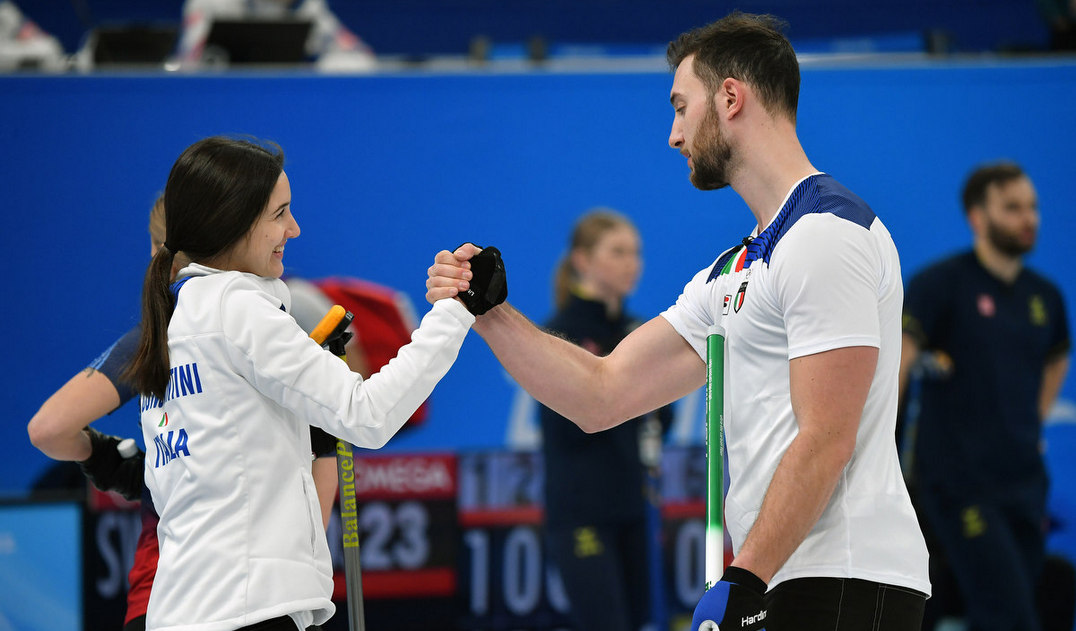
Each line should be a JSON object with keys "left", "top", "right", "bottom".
{"left": 220, "top": 280, "right": 474, "bottom": 448}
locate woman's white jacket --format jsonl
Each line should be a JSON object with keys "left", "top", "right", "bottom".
{"left": 140, "top": 264, "right": 473, "bottom": 631}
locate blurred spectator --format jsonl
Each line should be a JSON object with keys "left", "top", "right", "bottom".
{"left": 176, "top": 0, "right": 376, "bottom": 71}
{"left": 1045, "top": 406, "right": 1076, "bottom": 577}
{"left": 538, "top": 209, "right": 671, "bottom": 631}
{"left": 0, "top": 1, "right": 66, "bottom": 71}
{"left": 1042, "top": 408, "right": 1076, "bottom": 631}
{"left": 901, "top": 162, "right": 1071, "bottom": 631}
{"left": 1035, "top": 0, "right": 1076, "bottom": 50}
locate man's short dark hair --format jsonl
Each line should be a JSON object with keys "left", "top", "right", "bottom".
{"left": 962, "top": 162, "right": 1026, "bottom": 215}
{"left": 667, "top": 12, "right": 799, "bottom": 122}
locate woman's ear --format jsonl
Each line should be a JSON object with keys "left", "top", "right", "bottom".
{"left": 569, "top": 247, "right": 589, "bottom": 280}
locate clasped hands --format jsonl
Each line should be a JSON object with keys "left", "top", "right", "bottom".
{"left": 426, "top": 243, "right": 507, "bottom": 316}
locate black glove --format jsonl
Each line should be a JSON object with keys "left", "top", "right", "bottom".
{"left": 310, "top": 426, "right": 338, "bottom": 459}
{"left": 78, "top": 426, "right": 145, "bottom": 501}
{"left": 456, "top": 244, "right": 507, "bottom": 316}
{"left": 691, "top": 566, "right": 767, "bottom": 630}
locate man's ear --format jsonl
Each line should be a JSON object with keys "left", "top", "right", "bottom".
{"left": 718, "top": 77, "right": 746, "bottom": 119}
{"left": 967, "top": 206, "right": 985, "bottom": 234}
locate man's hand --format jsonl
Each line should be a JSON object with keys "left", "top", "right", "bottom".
{"left": 454, "top": 243, "right": 507, "bottom": 315}
{"left": 78, "top": 426, "right": 145, "bottom": 501}
{"left": 692, "top": 566, "right": 767, "bottom": 631}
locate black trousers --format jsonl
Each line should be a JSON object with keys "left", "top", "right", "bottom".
{"left": 917, "top": 480, "right": 1047, "bottom": 631}
{"left": 546, "top": 520, "right": 651, "bottom": 631}
{"left": 764, "top": 577, "right": 926, "bottom": 631}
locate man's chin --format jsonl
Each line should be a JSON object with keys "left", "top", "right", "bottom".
{"left": 690, "top": 173, "right": 729, "bottom": 191}
{"left": 998, "top": 242, "right": 1034, "bottom": 258}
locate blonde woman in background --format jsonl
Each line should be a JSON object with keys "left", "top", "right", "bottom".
{"left": 538, "top": 209, "right": 670, "bottom": 631}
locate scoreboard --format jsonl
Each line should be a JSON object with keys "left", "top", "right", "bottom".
{"left": 76, "top": 446, "right": 714, "bottom": 631}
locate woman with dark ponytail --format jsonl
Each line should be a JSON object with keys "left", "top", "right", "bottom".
{"left": 124, "top": 137, "right": 289, "bottom": 398}
{"left": 126, "top": 136, "right": 477, "bottom": 631}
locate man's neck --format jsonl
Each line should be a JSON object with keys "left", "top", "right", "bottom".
{"left": 730, "top": 126, "right": 817, "bottom": 232}
{"left": 973, "top": 240, "right": 1023, "bottom": 284}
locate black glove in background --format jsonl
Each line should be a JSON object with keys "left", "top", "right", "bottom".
{"left": 79, "top": 426, "right": 145, "bottom": 501}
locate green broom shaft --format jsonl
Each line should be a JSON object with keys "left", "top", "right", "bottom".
{"left": 705, "top": 324, "right": 725, "bottom": 590}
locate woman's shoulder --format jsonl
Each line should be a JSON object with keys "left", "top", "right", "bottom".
{"left": 219, "top": 273, "right": 290, "bottom": 311}
{"left": 179, "top": 266, "right": 291, "bottom": 314}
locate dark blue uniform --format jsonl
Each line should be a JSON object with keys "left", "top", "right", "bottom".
{"left": 904, "top": 250, "right": 1070, "bottom": 631}
{"left": 90, "top": 326, "right": 140, "bottom": 404}
{"left": 539, "top": 293, "right": 669, "bottom": 631}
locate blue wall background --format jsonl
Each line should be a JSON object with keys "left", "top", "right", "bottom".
{"left": 2, "top": 58, "right": 1075, "bottom": 495}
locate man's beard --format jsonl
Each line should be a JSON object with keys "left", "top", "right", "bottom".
{"left": 985, "top": 217, "right": 1034, "bottom": 258}
{"left": 690, "top": 106, "right": 734, "bottom": 191}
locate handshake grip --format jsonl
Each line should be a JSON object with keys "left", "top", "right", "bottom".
{"left": 456, "top": 244, "right": 507, "bottom": 315}
{"left": 79, "top": 426, "right": 145, "bottom": 501}
{"left": 692, "top": 566, "right": 768, "bottom": 631}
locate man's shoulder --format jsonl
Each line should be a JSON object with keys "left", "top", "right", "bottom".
{"left": 910, "top": 250, "right": 975, "bottom": 281}
{"left": 772, "top": 173, "right": 878, "bottom": 238}
{"left": 762, "top": 174, "right": 879, "bottom": 264}
{"left": 1021, "top": 264, "right": 1067, "bottom": 297}
{"left": 808, "top": 174, "right": 877, "bottom": 229}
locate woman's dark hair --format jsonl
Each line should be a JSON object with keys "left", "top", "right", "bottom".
{"left": 124, "top": 136, "right": 285, "bottom": 398}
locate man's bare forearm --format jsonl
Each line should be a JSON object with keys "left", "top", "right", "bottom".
{"left": 474, "top": 303, "right": 705, "bottom": 432}
{"left": 473, "top": 303, "right": 619, "bottom": 431}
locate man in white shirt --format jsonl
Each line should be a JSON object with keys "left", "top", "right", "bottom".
{"left": 427, "top": 12, "right": 929, "bottom": 631}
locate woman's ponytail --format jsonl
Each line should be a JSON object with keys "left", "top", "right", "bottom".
{"left": 123, "top": 246, "right": 177, "bottom": 399}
